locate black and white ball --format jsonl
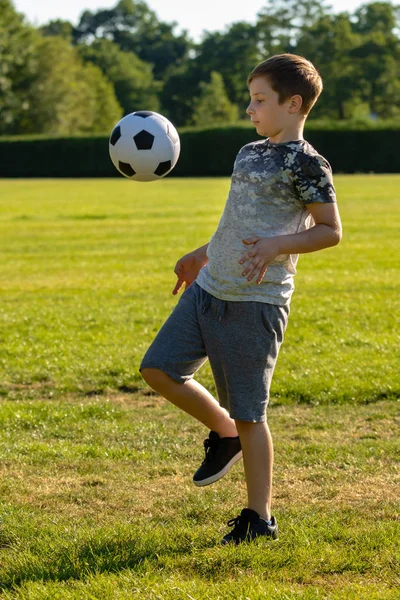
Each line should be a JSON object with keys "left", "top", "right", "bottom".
{"left": 109, "top": 111, "right": 180, "bottom": 182}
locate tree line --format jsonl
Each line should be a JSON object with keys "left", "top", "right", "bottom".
{"left": 1, "top": 0, "right": 400, "bottom": 135}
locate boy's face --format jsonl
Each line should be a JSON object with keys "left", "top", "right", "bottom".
{"left": 246, "top": 76, "right": 302, "bottom": 141}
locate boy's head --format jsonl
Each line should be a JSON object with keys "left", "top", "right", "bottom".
{"left": 246, "top": 54, "right": 323, "bottom": 141}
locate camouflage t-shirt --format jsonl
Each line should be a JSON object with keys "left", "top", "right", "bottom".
{"left": 196, "top": 138, "right": 337, "bottom": 306}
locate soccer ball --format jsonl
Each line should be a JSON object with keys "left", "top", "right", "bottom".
{"left": 109, "top": 111, "right": 180, "bottom": 182}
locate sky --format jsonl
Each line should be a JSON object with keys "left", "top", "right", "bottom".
{"left": 14, "top": 0, "right": 369, "bottom": 42}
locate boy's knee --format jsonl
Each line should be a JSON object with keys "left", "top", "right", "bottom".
{"left": 141, "top": 367, "right": 162, "bottom": 385}
{"left": 141, "top": 367, "right": 174, "bottom": 390}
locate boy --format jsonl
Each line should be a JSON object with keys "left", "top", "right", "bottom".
{"left": 140, "top": 54, "right": 342, "bottom": 544}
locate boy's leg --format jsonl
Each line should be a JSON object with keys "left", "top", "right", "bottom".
{"left": 140, "top": 284, "right": 242, "bottom": 485}
{"left": 220, "top": 418, "right": 277, "bottom": 546}
{"left": 205, "top": 300, "right": 288, "bottom": 531}
{"left": 235, "top": 419, "right": 273, "bottom": 521}
{"left": 141, "top": 368, "right": 238, "bottom": 438}
{"left": 140, "top": 283, "right": 238, "bottom": 436}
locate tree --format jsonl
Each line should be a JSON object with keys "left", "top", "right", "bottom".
{"left": 349, "top": 35, "right": 400, "bottom": 119}
{"left": 192, "top": 72, "right": 239, "bottom": 126}
{"left": 352, "top": 1, "right": 399, "bottom": 35}
{"left": 296, "top": 2, "right": 400, "bottom": 120}
{"left": 349, "top": 2, "right": 400, "bottom": 118}
{"left": 73, "top": 0, "right": 191, "bottom": 79}
{"left": 25, "top": 36, "right": 122, "bottom": 134}
{"left": 3, "top": 0, "right": 400, "bottom": 135}
{"left": 40, "top": 19, "right": 74, "bottom": 41}
{"left": 160, "top": 63, "right": 201, "bottom": 126}
{"left": 296, "top": 13, "right": 362, "bottom": 119}
{"left": 80, "top": 62, "right": 123, "bottom": 132}
{"left": 0, "top": 0, "right": 38, "bottom": 133}
{"left": 77, "top": 38, "right": 160, "bottom": 115}
{"left": 193, "top": 22, "right": 261, "bottom": 110}
{"left": 73, "top": 0, "right": 153, "bottom": 45}
{"left": 256, "top": 0, "right": 330, "bottom": 56}
{"left": 162, "top": 21, "right": 261, "bottom": 126}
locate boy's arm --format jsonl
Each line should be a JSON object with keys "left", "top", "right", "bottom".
{"left": 239, "top": 202, "right": 342, "bottom": 285}
{"left": 172, "top": 243, "right": 209, "bottom": 295}
{"left": 276, "top": 202, "right": 342, "bottom": 253}
{"left": 192, "top": 243, "right": 209, "bottom": 261}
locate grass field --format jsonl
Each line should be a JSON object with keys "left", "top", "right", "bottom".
{"left": 0, "top": 176, "right": 399, "bottom": 599}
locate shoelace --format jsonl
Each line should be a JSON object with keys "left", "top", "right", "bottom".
{"left": 202, "top": 437, "right": 218, "bottom": 464}
{"left": 226, "top": 515, "right": 249, "bottom": 536}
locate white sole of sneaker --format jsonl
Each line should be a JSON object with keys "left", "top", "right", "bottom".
{"left": 193, "top": 450, "right": 243, "bottom": 487}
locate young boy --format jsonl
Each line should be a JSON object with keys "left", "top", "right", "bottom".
{"left": 140, "top": 54, "right": 342, "bottom": 545}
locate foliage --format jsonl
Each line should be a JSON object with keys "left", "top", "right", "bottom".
{"left": 256, "top": 0, "right": 330, "bottom": 55}
{"left": 193, "top": 22, "right": 262, "bottom": 111}
{"left": 192, "top": 72, "right": 239, "bottom": 126}
{"left": 72, "top": 0, "right": 191, "bottom": 80}
{"left": 40, "top": 18, "right": 74, "bottom": 41}
{"left": 160, "top": 63, "right": 202, "bottom": 126}
{"left": 296, "top": 14, "right": 362, "bottom": 119}
{"left": 349, "top": 3, "right": 400, "bottom": 119}
{"left": 77, "top": 38, "right": 159, "bottom": 115}
{"left": 2, "top": 0, "right": 400, "bottom": 132}
{"left": 297, "top": 3, "right": 400, "bottom": 120}
{"left": 22, "top": 36, "right": 122, "bottom": 135}
{"left": 0, "top": 0, "right": 39, "bottom": 133}
{"left": 160, "top": 22, "right": 258, "bottom": 127}
{"left": 81, "top": 62, "right": 123, "bottom": 132}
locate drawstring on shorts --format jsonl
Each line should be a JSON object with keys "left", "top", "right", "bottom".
{"left": 217, "top": 300, "right": 227, "bottom": 322}
{"left": 202, "top": 294, "right": 211, "bottom": 314}
{"left": 202, "top": 292, "right": 227, "bottom": 322}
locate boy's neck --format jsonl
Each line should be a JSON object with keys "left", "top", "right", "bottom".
{"left": 268, "top": 121, "right": 305, "bottom": 145}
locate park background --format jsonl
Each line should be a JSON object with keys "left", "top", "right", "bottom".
{"left": 2, "top": 0, "right": 400, "bottom": 135}
{"left": 0, "top": 0, "right": 399, "bottom": 599}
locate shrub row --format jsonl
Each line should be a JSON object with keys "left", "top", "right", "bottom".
{"left": 0, "top": 126, "right": 399, "bottom": 177}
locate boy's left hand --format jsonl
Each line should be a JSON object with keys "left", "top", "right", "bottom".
{"left": 239, "top": 236, "right": 280, "bottom": 284}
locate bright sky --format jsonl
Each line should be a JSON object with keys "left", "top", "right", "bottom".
{"left": 14, "top": 0, "right": 369, "bottom": 41}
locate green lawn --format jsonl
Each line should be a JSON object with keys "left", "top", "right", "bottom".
{"left": 0, "top": 176, "right": 399, "bottom": 599}
{"left": 0, "top": 176, "right": 399, "bottom": 403}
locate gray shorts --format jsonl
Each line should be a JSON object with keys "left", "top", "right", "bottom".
{"left": 139, "top": 282, "right": 289, "bottom": 422}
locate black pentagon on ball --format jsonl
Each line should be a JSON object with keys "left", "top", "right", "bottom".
{"left": 154, "top": 160, "right": 172, "bottom": 177}
{"left": 119, "top": 161, "right": 136, "bottom": 177}
{"left": 134, "top": 129, "right": 154, "bottom": 150}
{"left": 110, "top": 125, "right": 121, "bottom": 146}
{"left": 134, "top": 111, "right": 154, "bottom": 118}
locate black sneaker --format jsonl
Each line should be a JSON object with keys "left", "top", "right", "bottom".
{"left": 221, "top": 508, "right": 279, "bottom": 545}
{"left": 193, "top": 431, "right": 242, "bottom": 487}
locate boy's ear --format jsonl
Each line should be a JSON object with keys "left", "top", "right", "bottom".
{"left": 288, "top": 94, "right": 303, "bottom": 114}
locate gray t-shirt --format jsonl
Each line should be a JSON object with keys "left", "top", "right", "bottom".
{"left": 196, "top": 138, "right": 336, "bottom": 306}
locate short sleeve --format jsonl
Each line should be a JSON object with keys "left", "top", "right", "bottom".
{"left": 293, "top": 153, "right": 336, "bottom": 205}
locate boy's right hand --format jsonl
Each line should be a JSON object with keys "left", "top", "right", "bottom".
{"left": 172, "top": 252, "right": 207, "bottom": 295}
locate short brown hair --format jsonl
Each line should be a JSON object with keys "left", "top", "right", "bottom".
{"left": 247, "top": 54, "right": 323, "bottom": 115}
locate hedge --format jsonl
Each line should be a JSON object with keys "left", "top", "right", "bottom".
{"left": 0, "top": 125, "right": 399, "bottom": 177}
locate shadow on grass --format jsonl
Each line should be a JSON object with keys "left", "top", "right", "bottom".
{"left": 0, "top": 524, "right": 209, "bottom": 592}
{"left": 1, "top": 511, "right": 397, "bottom": 593}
